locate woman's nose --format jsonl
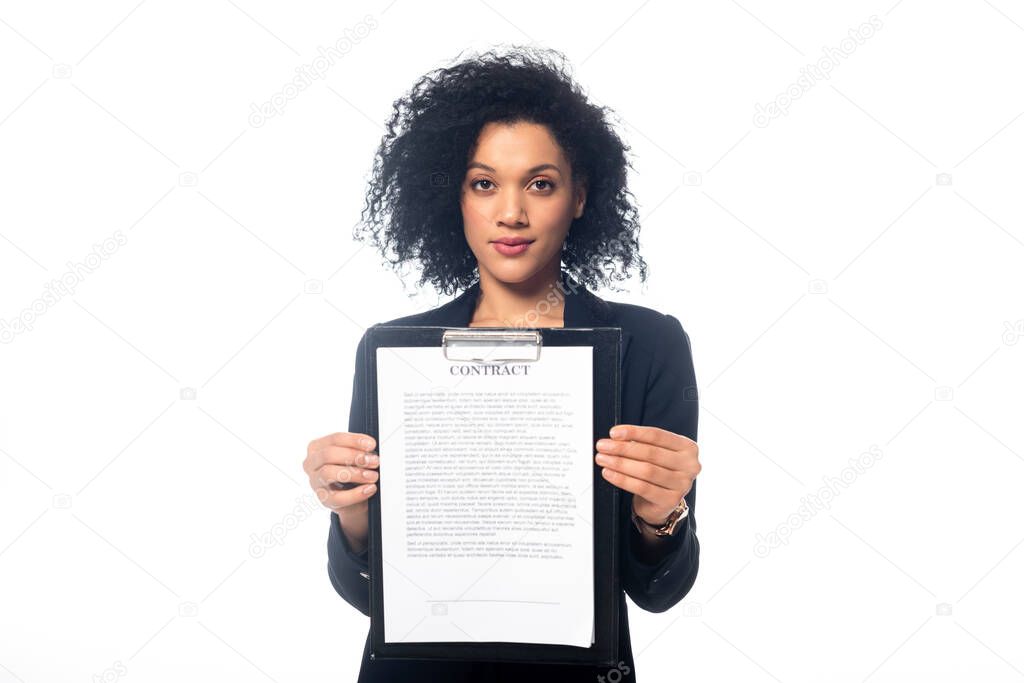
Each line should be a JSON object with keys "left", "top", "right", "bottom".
{"left": 499, "top": 194, "right": 527, "bottom": 226}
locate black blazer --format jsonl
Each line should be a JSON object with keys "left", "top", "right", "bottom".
{"left": 327, "top": 269, "right": 700, "bottom": 682}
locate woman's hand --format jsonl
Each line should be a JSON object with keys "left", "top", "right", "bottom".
{"left": 594, "top": 424, "right": 700, "bottom": 526}
{"left": 305, "top": 431, "right": 380, "bottom": 509}
{"left": 304, "top": 432, "right": 379, "bottom": 552}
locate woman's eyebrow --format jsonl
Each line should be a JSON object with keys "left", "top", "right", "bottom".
{"left": 467, "top": 162, "right": 562, "bottom": 175}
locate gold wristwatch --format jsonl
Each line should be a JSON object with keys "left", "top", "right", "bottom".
{"left": 631, "top": 496, "right": 689, "bottom": 537}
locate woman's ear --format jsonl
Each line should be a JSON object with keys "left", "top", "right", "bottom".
{"left": 573, "top": 182, "right": 587, "bottom": 219}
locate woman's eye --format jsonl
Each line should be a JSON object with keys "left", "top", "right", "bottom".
{"left": 471, "top": 178, "right": 552, "bottom": 191}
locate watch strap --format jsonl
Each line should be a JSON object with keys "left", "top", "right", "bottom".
{"left": 632, "top": 495, "right": 689, "bottom": 537}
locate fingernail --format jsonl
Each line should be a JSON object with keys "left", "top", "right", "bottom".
{"left": 363, "top": 469, "right": 376, "bottom": 480}
{"left": 609, "top": 427, "right": 623, "bottom": 438}
{"left": 366, "top": 454, "right": 379, "bottom": 466}
{"left": 362, "top": 484, "right": 376, "bottom": 495}
{"left": 361, "top": 437, "right": 374, "bottom": 449}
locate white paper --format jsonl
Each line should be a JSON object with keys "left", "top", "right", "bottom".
{"left": 375, "top": 344, "right": 594, "bottom": 646}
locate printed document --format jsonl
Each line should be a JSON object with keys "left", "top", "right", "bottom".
{"left": 375, "top": 344, "right": 594, "bottom": 646}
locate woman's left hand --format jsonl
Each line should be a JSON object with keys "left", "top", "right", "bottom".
{"left": 595, "top": 424, "right": 701, "bottom": 526}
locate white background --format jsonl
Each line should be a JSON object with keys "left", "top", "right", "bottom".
{"left": 1, "top": 1, "right": 1022, "bottom": 681}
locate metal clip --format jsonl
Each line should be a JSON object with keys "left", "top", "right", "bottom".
{"left": 441, "top": 329, "right": 542, "bottom": 363}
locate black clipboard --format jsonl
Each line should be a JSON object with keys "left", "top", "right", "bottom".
{"left": 362, "top": 325, "right": 622, "bottom": 666}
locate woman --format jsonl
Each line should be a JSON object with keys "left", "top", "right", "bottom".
{"left": 302, "top": 46, "right": 702, "bottom": 682}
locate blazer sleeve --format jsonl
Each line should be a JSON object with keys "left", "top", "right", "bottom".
{"left": 326, "top": 329, "right": 372, "bottom": 617}
{"left": 621, "top": 313, "right": 701, "bottom": 614}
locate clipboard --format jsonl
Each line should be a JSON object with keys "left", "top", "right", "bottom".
{"left": 362, "top": 325, "right": 622, "bottom": 666}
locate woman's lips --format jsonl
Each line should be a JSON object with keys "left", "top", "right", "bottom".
{"left": 491, "top": 240, "right": 533, "bottom": 256}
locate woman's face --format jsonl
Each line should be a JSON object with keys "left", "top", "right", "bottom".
{"left": 460, "top": 121, "right": 585, "bottom": 286}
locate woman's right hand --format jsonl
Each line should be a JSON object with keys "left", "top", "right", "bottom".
{"left": 304, "top": 432, "right": 379, "bottom": 551}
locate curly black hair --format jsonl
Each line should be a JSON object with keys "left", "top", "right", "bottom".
{"left": 355, "top": 44, "right": 648, "bottom": 296}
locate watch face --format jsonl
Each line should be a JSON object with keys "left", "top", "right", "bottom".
{"left": 633, "top": 502, "right": 687, "bottom": 536}
{"left": 656, "top": 507, "right": 686, "bottom": 536}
